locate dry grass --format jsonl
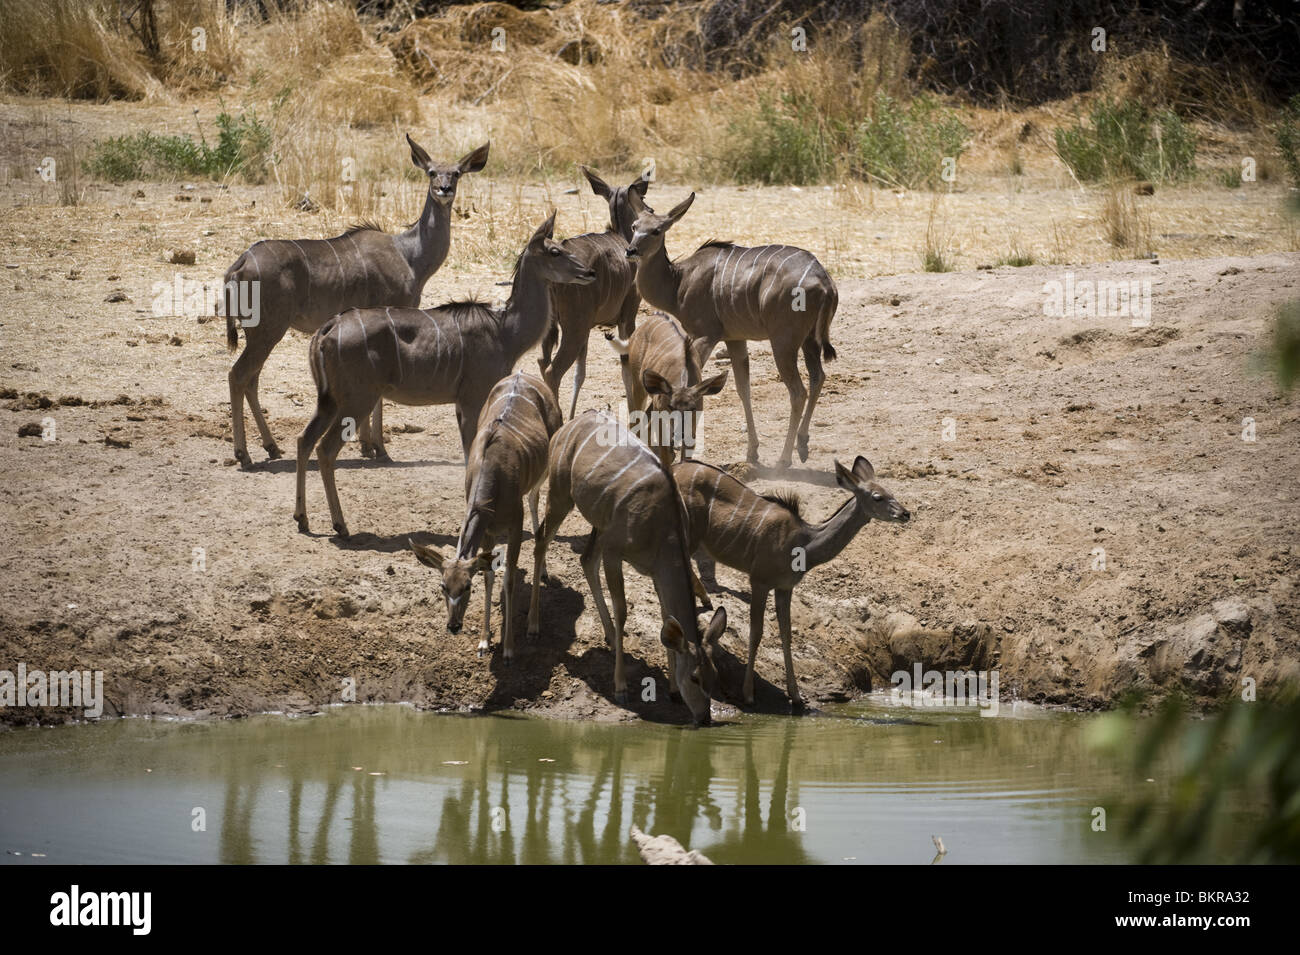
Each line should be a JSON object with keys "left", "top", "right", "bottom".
{"left": 1100, "top": 184, "right": 1154, "bottom": 254}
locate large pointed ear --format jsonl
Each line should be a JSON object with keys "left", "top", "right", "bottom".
{"left": 471, "top": 552, "right": 493, "bottom": 574}
{"left": 703, "top": 606, "right": 726, "bottom": 646}
{"left": 629, "top": 175, "right": 650, "bottom": 199}
{"left": 407, "top": 134, "right": 432, "bottom": 171}
{"left": 698, "top": 370, "right": 728, "bottom": 396}
{"left": 582, "top": 166, "right": 612, "bottom": 199}
{"left": 834, "top": 459, "right": 859, "bottom": 494}
{"left": 851, "top": 456, "right": 875, "bottom": 483}
{"left": 409, "top": 538, "right": 445, "bottom": 569}
{"left": 666, "top": 192, "right": 695, "bottom": 224}
{"left": 642, "top": 369, "right": 673, "bottom": 397}
{"left": 457, "top": 141, "right": 490, "bottom": 174}
{"left": 531, "top": 210, "right": 558, "bottom": 244}
{"left": 660, "top": 616, "right": 686, "bottom": 653}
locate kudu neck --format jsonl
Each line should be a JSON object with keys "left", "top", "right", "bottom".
{"left": 802, "top": 497, "right": 869, "bottom": 569}
{"left": 501, "top": 251, "right": 553, "bottom": 365}
{"left": 636, "top": 241, "right": 682, "bottom": 314}
{"left": 401, "top": 190, "right": 452, "bottom": 281}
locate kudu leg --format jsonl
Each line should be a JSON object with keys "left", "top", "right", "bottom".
{"left": 743, "top": 585, "right": 771, "bottom": 705}
{"left": 478, "top": 534, "right": 496, "bottom": 658}
{"left": 361, "top": 400, "right": 391, "bottom": 462}
{"left": 774, "top": 588, "right": 803, "bottom": 711}
{"left": 723, "top": 340, "right": 761, "bottom": 465}
{"left": 317, "top": 419, "right": 350, "bottom": 539}
{"left": 545, "top": 331, "right": 586, "bottom": 420}
{"left": 501, "top": 525, "right": 523, "bottom": 664}
{"left": 580, "top": 535, "right": 626, "bottom": 704}
{"left": 294, "top": 397, "right": 339, "bottom": 534}
{"left": 527, "top": 479, "right": 573, "bottom": 638}
{"left": 569, "top": 343, "right": 587, "bottom": 420}
{"left": 772, "top": 345, "right": 808, "bottom": 470}
{"left": 246, "top": 373, "right": 281, "bottom": 459}
{"left": 796, "top": 337, "right": 825, "bottom": 463}
{"left": 228, "top": 329, "right": 283, "bottom": 468}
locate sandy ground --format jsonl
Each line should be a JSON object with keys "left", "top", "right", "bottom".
{"left": 1, "top": 101, "right": 1298, "bottom": 725}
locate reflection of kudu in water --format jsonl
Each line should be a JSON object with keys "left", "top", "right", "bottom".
{"left": 221, "top": 760, "right": 380, "bottom": 864}
{"left": 697, "top": 721, "right": 813, "bottom": 864}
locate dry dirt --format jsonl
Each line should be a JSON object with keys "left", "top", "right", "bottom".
{"left": 1, "top": 121, "right": 1298, "bottom": 726}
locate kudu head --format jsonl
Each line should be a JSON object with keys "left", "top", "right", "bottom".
{"left": 661, "top": 606, "right": 727, "bottom": 726}
{"left": 409, "top": 538, "right": 489, "bottom": 636}
{"left": 626, "top": 192, "right": 695, "bottom": 260}
{"left": 641, "top": 353, "right": 728, "bottom": 463}
{"left": 834, "top": 456, "right": 910, "bottom": 524}
{"left": 525, "top": 211, "right": 598, "bottom": 286}
{"left": 581, "top": 166, "right": 652, "bottom": 242}
{"left": 407, "top": 135, "right": 490, "bottom": 207}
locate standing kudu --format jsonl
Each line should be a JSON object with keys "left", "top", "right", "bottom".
{"left": 674, "top": 456, "right": 909, "bottom": 709}
{"left": 606, "top": 311, "right": 728, "bottom": 466}
{"left": 294, "top": 212, "right": 596, "bottom": 538}
{"left": 409, "top": 372, "right": 562, "bottom": 663}
{"left": 223, "top": 136, "right": 489, "bottom": 467}
{"left": 527, "top": 410, "right": 727, "bottom": 725}
{"left": 626, "top": 192, "right": 838, "bottom": 468}
{"left": 537, "top": 167, "right": 651, "bottom": 418}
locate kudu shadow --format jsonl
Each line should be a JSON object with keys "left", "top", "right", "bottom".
{"left": 256, "top": 457, "right": 459, "bottom": 475}
{"left": 744, "top": 463, "right": 839, "bottom": 488}
{"left": 482, "top": 572, "right": 584, "bottom": 709}
{"left": 329, "top": 529, "right": 459, "bottom": 554}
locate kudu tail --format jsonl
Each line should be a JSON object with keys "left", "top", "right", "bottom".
{"left": 222, "top": 262, "right": 246, "bottom": 353}
{"left": 604, "top": 329, "right": 631, "bottom": 362}
{"left": 815, "top": 283, "right": 838, "bottom": 362}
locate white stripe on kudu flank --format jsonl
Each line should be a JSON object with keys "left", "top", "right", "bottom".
{"left": 287, "top": 240, "right": 312, "bottom": 309}
{"left": 614, "top": 467, "right": 659, "bottom": 507}
{"left": 384, "top": 308, "right": 402, "bottom": 383}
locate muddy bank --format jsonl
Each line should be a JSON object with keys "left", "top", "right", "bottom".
{"left": 1, "top": 251, "right": 1298, "bottom": 726}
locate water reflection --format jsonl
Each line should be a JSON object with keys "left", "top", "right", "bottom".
{"left": 0, "top": 703, "right": 1265, "bottom": 864}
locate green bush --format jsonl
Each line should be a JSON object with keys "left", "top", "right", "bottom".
{"left": 85, "top": 110, "right": 272, "bottom": 184}
{"left": 719, "top": 91, "right": 834, "bottom": 185}
{"left": 718, "top": 90, "right": 968, "bottom": 188}
{"left": 1054, "top": 100, "right": 1196, "bottom": 182}
{"left": 853, "top": 93, "right": 969, "bottom": 189}
{"left": 1276, "top": 94, "right": 1300, "bottom": 191}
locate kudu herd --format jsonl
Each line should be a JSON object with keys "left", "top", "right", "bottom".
{"left": 217, "top": 133, "right": 908, "bottom": 725}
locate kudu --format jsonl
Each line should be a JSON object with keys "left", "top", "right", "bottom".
{"left": 294, "top": 212, "right": 596, "bottom": 538}
{"left": 409, "top": 372, "right": 562, "bottom": 663}
{"left": 626, "top": 192, "right": 838, "bottom": 468}
{"left": 674, "top": 456, "right": 909, "bottom": 709}
{"left": 526, "top": 409, "right": 727, "bottom": 725}
{"left": 223, "top": 136, "right": 489, "bottom": 467}
{"left": 605, "top": 311, "right": 728, "bottom": 467}
{"left": 536, "top": 167, "right": 650, "bottom": 417}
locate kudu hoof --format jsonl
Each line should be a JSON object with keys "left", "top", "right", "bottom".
{"left": 789, "top": 697, "right": 807, "bottom": 714}
{"left": 235, "top": 449, "right": 254, "bottom": 469}
{"left": 264, "top": 444, "right": 283, "bottom": 460}
{"left": 332, "top": 523, "right": 350, "bottom": 540}
{"left": 294, "top": 514, "right": 309, "bottom": 534}
{"left": 374, "top": 451, "right": 392, "bottom": 464}
{"left": 796, "top": 438, "right": 810, "bottom": 463}
{"left": 614, "top": 689, "right": 629, "bottom": 706}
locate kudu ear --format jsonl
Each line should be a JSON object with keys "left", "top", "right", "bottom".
{"left": 642, "top": 369, "right": 673, "bottom": 397}
{"left": 660, "top": 617, "right": 686, "bottom": 653}
{"left": 530, "top": 211, "right": 558, "bottom": 245}
{"left": 581, "top": 166, "right": 612, "bottom": 199}
{"left": 629, "top": 175, "right": 650, "bottom": 199}
{"left": 698, "top": 370, "right": 729, "bottom": 396}
{"left": 852, "top": 456, "right": 876, "bottom": 483}
{"left": 472, "top": 552, "right": 493, "bottom": 574}
{"left": 665, "top": 192, "right": 695, "bottom": 224}
{"left": 833, "top": 459, "right": 859, "bottom": 494}
{"left": 458, "top": 141, "right": 490, "bottom": 174}
{"left": 703, "top": 606, "right": 727, "bottom": 645}
{"left": 409, "top": 538, "right": 445, "bottom": 570}
{"left": 407, "top": 134, "right": 433, "bottom": 171}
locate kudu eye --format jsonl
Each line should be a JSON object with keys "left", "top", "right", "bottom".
{"left": 549, "top": 247, "right": 561, "bottom": 256}
{"left": 872, "top": 493, "right": 883, "bottom": 501}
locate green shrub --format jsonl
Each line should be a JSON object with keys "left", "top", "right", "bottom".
{"left": 1276, "top": 94, "right": 1300, "bottom": 190}
{"left": 1054, "top": 99, "right": 1196, "bottom": 182}
{"left": 719, "top": 91, "right": 834, "bottom": 185}
{"left": 85, "top": 110, "right": 272, "bottom": 183}
{"left": 853, "top": 93, "right": 969, "bottom": 189}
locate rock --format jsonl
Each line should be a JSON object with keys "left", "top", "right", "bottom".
{"left": 164, "top": 249, "right": 195, "bottom": 265}
{"left": 629, "top": 826, "right": 713, "bottom": 865}
{"left": 17, "top": 422, "right": 43, "bottom": 437}
{"left": 104, "top": 289, "right": 130, "bottom": 303}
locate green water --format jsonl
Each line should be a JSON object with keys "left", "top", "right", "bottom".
{"left": 0, "top": 700, "right": 1258, "bottom": 864}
